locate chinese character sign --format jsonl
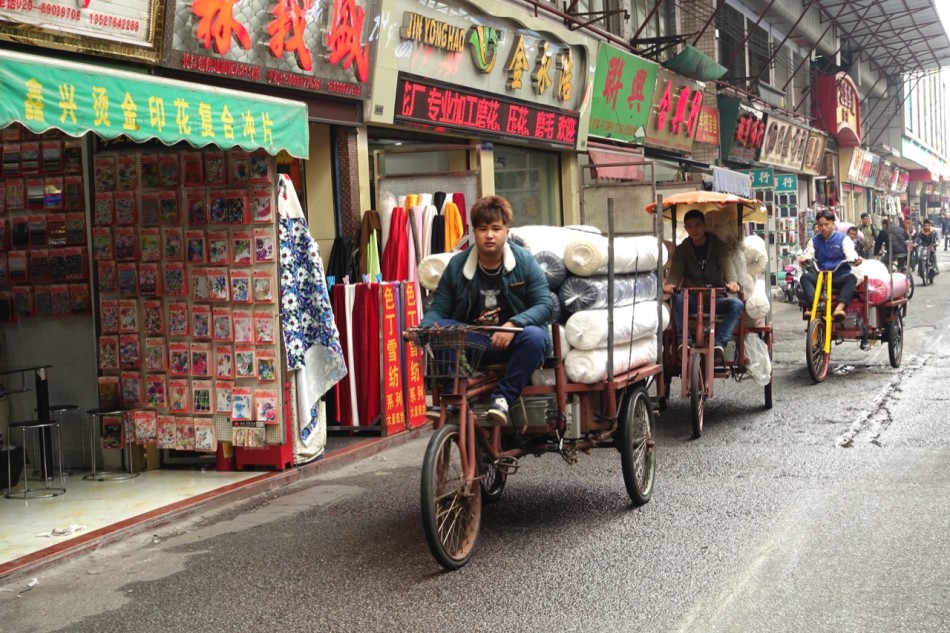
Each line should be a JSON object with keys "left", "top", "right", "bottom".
{"left": 380, "top": 283, "right": 406, "bottom": 434}
{"left": 588, "top": 44, "right": 658, "bottom": 142}
{"left": 718, "top": 95, "right": 766, "bottom": 165}
{"left": 0, "top": 0, "right": 154, "bottom": 49}
{"left": 380, "top": 3, "right": 590, "bottom": 115}
{"left": 757, "top": 116, "right": 810, "bottom": 170}
{"left": 694, "top": 105, "right": 720, "bottom": 145}
{"left": 165, "top": 0, "right": 377, "bottom": 99}
{"left": 0, "top": 48, "right": 309, "bottom": 158}
{"left": 743, "top": 168, "right": 775, "bottom": 190}
{"left": 644, "top": 68, "right": 704, "bottom": 153}
{"left": 395, "top": 74, "right": 579, "bottom": 147}
{"left": 403, "top": 283, "right": 427, "bottom": 429}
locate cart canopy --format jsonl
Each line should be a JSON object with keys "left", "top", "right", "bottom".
{"left": 644, "top": 191, "right": 766, "bottom": 224}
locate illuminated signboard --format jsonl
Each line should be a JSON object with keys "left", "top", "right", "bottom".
{"left": 369, "top": 0, "right": 593, "bottom": 148}
{"left": 588, "top": 43, "right": 658, "bottom": 143}
{"left": 757, "top": 115, "right": 810, "bottom": 171}
{"left": 644, "top": 68, "right": 705, "bottom": 153}
{"left": 394, "top": 73, "right": 578, "bottom": 146}
{"left": 0, "top": 0, "right": 159, "bottom": 61}
{"left": 718, "top": 95, "right": 765, "bottom": 165}
{"left": 161, "top": 0, "right": 378, "bottom": 99}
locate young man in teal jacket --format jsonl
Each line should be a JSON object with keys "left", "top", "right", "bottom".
{"left": 420, "top": 195, "right": 553, "bottom": 425}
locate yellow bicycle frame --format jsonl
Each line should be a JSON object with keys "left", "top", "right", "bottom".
{"left": 809, "top": 270, "right": 835, "bottom": 353}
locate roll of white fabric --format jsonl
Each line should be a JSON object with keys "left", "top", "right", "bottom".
{"left": 379, "top": 191, "right": 397, "bottom": 256}
{"left": 564, "top": 335, "right": 658, "bottom": 384}
{"left": 743, "top": 234, "right": 769, "bottom": 276}
{"left": 564, "top": 301, "right": 670, "bottom": 351}
{"left": 417, "top": 252, "right": 457, "bottom": 290}
{"left": 563, "top": 234, "right": 667, "bottom": 276}
{"left": 744, "top": 277, "right": 770, "bottom": 320}
{"left": 508, "top": 225, "right": 602, "bottom": 256}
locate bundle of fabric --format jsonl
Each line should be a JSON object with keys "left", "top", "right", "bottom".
{"left": 417, "top": 252, "right": 457, "bottom": 291}
{"left": 534, "top": 251, "right": 567, "bottom": 290}
{"left": 558, "top": 273, "right": 657, "bottom": 314}
{"left": 530, "top": 325, "right": 571, "bottom": 386}
{"left": 509, "top": 224, "right": 601, "bottom": 256}
{"left": 563, "top": 234, "right": 667, "bottom": 276}
{"left": 855, "top": 258, "right": 909, "bottom": 304}
{"left": 740, "top": 234, "right": 770, "bottom": 323}
{"left": 564, "top": 336, "right": 658, "bottom": 384}
{"left": 564, "top": 301, "right": 669, "bottom": 350}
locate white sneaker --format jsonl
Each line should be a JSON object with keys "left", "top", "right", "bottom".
{"left": 486, "top": 397, "right": 509, "bottom": 426}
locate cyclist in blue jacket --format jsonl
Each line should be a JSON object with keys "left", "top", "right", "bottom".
{"left": 799, "top": 209, "right": 863, "bottom": 319}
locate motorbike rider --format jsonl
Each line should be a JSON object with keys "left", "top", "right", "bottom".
{"left": 873, "top": 217, "right": 909, "bottom": 269}
{"left": 916, "top": 219, "right": 939, "bottom": 276}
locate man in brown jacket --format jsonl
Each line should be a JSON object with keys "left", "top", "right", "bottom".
{"left": 662, "top": 209, "right": 743, "bottom": 362}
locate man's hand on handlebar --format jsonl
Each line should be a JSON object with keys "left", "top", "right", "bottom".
{"left": 490, "top": 322, "right": 516, "bottom": 350}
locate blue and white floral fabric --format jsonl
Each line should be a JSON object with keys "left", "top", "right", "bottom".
{"left": 277, "top": 175, "right": 347, "bottom": 462}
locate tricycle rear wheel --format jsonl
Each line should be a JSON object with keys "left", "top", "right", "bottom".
{"left": 421, "top": 423, "right": 482, "bottom": 570}
{"left": 619, "top": 385, "right": 656, "bottom": 505}
{"left": 689, "top": 355, "right": 705, "bottom": 438}
{"left": 888, "top": 313, "right": 903, "bottom": 368}
{"left": 806, "top": 319, "right": 830, "bottom": 383}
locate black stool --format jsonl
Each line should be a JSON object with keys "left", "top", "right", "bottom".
{"left": 84, "top": 409, "right": 138, "bottom": 481}
{"left": 4, "top": 420, "right": 66, "bottom": 499}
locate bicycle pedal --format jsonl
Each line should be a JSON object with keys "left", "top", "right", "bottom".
{"left": 495, "top": 456, "right": 520, "bottom": 475}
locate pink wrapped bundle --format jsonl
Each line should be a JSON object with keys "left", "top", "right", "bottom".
{"left": 855, "top": 259, "right": 908, "bottom": 304}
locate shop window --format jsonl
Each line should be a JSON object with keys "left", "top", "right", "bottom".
{"left": 493, "top": 146, "right": 561, "bottom": 227}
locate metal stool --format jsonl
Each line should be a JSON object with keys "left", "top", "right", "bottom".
{"left": 36, "top": 404, "right": 80, "bottom": 474}
{"left": 84, "top": 408, "right": 138, "bottom": 481}
{"left": 4, "top": 420, "right": 66, "bottom": 499}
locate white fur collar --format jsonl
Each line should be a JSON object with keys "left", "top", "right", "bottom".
{"left": 462, "top": 243, "right": 516, "bottom": 279}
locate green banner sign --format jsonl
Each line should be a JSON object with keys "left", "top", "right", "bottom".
{"left": 0, "top": 49, "right": 309, "bottom": 158}
{"left": 744, "top": 168, "right": 775, "bottom": 190}
{"left": 588, "top": 44, "right": 658, "bottom": 143}
{"left": 774, "top": 173, "right": 799, "bottom": 193}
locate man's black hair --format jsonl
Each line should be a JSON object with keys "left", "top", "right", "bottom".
{"left": 683, "top": 209, "right": 705, "bottom": 223}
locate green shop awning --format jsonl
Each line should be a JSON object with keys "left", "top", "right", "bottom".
{"left": 0, "top": 49, "right": 309, "bottom": 158}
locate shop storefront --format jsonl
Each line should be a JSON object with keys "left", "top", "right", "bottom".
{"left": 365, "top": 0, "right": 595, "bottom": 228}
{"left": 0, "top": 46, "right": 314, "bottom": 481}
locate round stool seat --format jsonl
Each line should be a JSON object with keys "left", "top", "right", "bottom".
{"left": 86, "top": 408, "right": 125, "bottom": 416}
{"left": 10, "top": 419, "right": 56, "bottom": 430}
{"left": 50, "top": 404, "right": 79, "bottom": 413}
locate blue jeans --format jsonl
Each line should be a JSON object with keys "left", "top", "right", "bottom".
{"left": 432, "top": 319, "right": 546, "bottom": 404}
{"left": 671, "top": 292, "right": 743, "bottom": 347}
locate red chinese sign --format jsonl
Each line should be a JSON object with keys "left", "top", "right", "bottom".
{"left": 395, "top": 73, "right": 579, "bottom": 147}
{"left": 163, "top": 0, "right": 376, "bottom": 99}
{"left": 644, "top": 68, "right": 704, "bottom": 153}
{"left": 380, "top": 283, "right": 406, "bottom": 434}
{"left": 694, "top": 105, "right": 719, "bottom": 145}
{"left": 403, "top": 283, "right": 427, "bottom": 429}
{"left": 815, "top": 72, "right": 861, "bottom": 147}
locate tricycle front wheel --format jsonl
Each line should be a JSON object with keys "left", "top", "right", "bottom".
{"left": 689, "top": 355, "right": 705, "bottom": 438}
{"left": 806, "top": 319, "right": 830, "bottom": 383}
{"left": 421, "top": 423, "right": 482, "bottom": 570}
{"left": 619, "top": 385, "right": 656, "bottom": 505}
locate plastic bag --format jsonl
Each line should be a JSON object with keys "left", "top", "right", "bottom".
{"left": 744, "top": 334, "right": 772, "bottom": 386}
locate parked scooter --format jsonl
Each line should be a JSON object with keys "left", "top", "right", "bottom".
{"left": 782, "top": 261, "right": 802, "bottom": 303}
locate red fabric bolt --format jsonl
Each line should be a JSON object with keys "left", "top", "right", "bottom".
{"left": 353, "top": 283, "right": 381, "bottom": 425}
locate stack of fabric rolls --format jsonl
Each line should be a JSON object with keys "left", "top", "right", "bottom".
{"left": 417, "top": 225, "right": 669, "bottom": 385}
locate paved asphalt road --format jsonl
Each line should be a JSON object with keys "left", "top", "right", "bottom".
{"left": 3, "top": 253, "right": 949, "bottom": 633}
